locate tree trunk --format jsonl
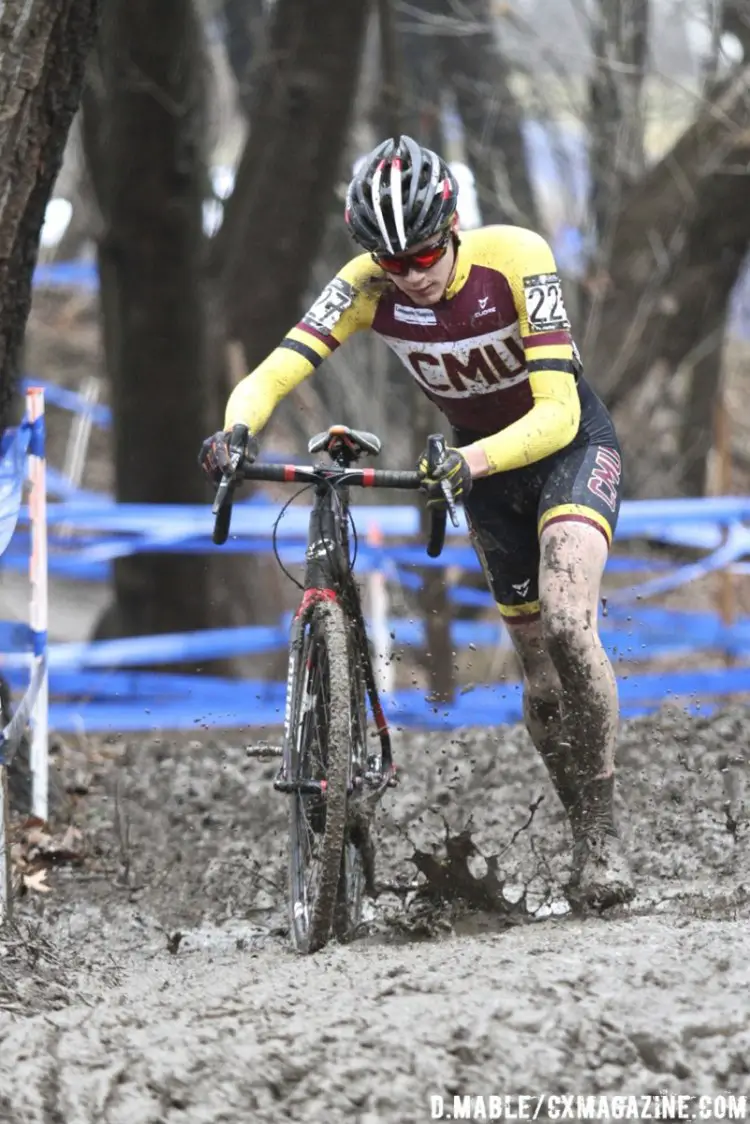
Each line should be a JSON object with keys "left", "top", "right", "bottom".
{"left": 387, "top": 1, "right": 456, "bottom": 701}
{"left": 437, "top": 0, "right": 539, "bottom": 228}
{"left": 88, "top": 0, "right": 215, "bottom": 640}
{"left": 179, "top": 0, "right": 371, "bottom": 677}
{"left": 0, "top": 0, "right": 101, "bottom": 429}
{"left": 679, "top": 314, "right": 728, "bottom": 497}
{"left": 221, "top": 0, "right": 267, "bottom": 118}
{"left": 211, "top": 0, "right": 370, "bottom": 373}
{"left": 375, "top": 0, "right": 405, "bottom": 138}
{"left": 587, "top": 0, "right": 649, "bottom": 252}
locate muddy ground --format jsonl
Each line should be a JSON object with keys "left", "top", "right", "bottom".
{"left": 0, "top": 704, "right": 749, "bottom": 1123}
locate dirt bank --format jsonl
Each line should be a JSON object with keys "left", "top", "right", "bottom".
{"left": 1, "top": 704, "right": 749, "bottom": 1122}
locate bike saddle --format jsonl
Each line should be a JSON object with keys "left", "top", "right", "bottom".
{"left": 308, "top": 425, "right": 382, "bottom": 458}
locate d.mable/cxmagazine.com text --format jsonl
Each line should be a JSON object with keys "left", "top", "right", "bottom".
{"left": 429, "top": 1095, "right": 749, "bottom": 1121}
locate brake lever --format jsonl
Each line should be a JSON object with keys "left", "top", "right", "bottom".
{"left": 440, "top": 479, "right": 460, "bottom": 527}
{"left": 426, "top": 433, "right": 460, "bottom": 528}
{"left": 211, "top": 423, "right": 249, "bottom": 515}
{"left": 212, "top": 471, "right": 235, "bottom": 516}
{"left": 211, "top": 424, "right": 250, "bottom": 545}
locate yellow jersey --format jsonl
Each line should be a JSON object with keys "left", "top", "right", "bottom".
{"left": 225, "top": 225, "right": 611, "bottom": 474}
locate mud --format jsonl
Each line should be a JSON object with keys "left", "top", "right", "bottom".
{"left": 1, "top": 704, "right": 750, "bottom": 1122}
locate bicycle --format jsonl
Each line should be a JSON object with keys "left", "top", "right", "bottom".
{"left": 211, "top": 422, "right": 457, "bottom": 954}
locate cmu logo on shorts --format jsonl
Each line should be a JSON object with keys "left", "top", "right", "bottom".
{"left": 587, "top": 447, "right": 622, "bottom": 513}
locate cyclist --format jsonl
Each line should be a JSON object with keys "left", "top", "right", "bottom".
{"left": 201, "top": 134, "right": 634, "bottom": 910}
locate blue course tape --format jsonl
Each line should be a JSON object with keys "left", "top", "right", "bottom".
{"left": 2, "top": 610, "right": 749, "bottom": 670}
{"left": 0, "top": 655, "right": 46, "bottom": 764}
{"left": 0, "top": 422, "right": 31, "bottom": 460}
{"left": 37, "top": 666, "right": 742, "bottom": 733}
{"left": 46, "top": 466, "right": 109, "bottom": 503}
{"left": 32, "top": 260, "right": 99, "bottom": 291}
{"left": 1, "top": 667, "right": 281, "bottom": 703}
{"left": 20, "top": 377, "right": 112, "bottom": 427}
{"left": 12, "top": 496, "right": 750, "bottom": 558}
{"left": 0, "top": 546, "right": 692, "bottom": 585}
{"left": 28, "top": 414, "right": 45, "bottom": 458}
{"left": 0, "top": 621, "right": 35, "bottom": 652}
{"left": 0, "top": 423, "right": 31, "bottom": 556}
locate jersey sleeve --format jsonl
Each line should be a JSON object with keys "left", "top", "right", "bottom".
{"left": 224, "top": 254, "right": 378, "bottom": 433}
{"left": 472, "top": 227, "right": 581, "bottom": 474}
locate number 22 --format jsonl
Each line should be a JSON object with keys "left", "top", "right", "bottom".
{"left": 528, "top": 283, "right": 561, "bottom": 323}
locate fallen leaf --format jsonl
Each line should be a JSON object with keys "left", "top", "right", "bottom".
{"left": 20, "top": 816, "right": 46, "bottom": 831}
{"left": 23, "top": 869, "right": 51, "bottom": 894}
{"left": 26, "top": 827, "right": 51, "bottom": 850}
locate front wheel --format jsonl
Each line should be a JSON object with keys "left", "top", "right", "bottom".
{"left": 287, "top": 599, "right": 351, "bottom": 953}
{"left": 333, "top": 636, "right": 370, "bottom": 941}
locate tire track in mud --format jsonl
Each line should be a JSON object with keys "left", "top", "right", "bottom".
{"left": 0, "top": 705, "right": 749, "bottom": 1121}
{"left": 41, "top": 1026, "right": 64, "bottom": 1124}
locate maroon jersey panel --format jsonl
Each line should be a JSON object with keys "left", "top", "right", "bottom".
{"left": 370, "top": 265, "right": 534, "bottom": 434}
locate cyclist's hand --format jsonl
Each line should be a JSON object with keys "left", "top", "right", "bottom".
{"left": 199, "top": 431, "right": 231, "bottom": 483}
{"left": 199, "top": 428, "right": 258, "bottom": 484}
{"left": 417, "top": 445, "right": 472, "bottom": 508}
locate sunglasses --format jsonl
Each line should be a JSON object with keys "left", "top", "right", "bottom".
{"left": 373, "top": 230, "right": 452, "bottom": 275}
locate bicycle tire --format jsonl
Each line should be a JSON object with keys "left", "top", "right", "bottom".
{"left": 333, "top": 636, "right": 369, "bottom": 941}
{"left": 287, "top": 599, "right": 351, "bottom": 954}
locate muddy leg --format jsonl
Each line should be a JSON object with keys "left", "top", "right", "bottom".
{"left": 538, "top": 521, "right": 634, "bottom": 907}
{"left": 506, "top": 618, "right": 581, "bottom": 837}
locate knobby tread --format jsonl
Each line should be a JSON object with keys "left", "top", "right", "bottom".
{"left": 288, "top": 600, "right": 351, "bottom": 953}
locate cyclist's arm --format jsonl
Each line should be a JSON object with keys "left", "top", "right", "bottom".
{"left": 465, "top": 228, "right": 580, "bottom": 475}
{"left": 224, "top": 257, "right": 378, "bottom": 433}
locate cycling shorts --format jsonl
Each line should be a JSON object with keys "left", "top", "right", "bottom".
{"left": 458, "top": 433, "right": 623, "bottom": 624}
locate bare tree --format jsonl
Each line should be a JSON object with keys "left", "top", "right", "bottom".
{"left": 211, "top": 0, "right": 371, "bottom": 375}
{"left": 85, "top": 0, "right": 215, "bottom": 640}
{"left": 75, "top": 0, "right": 373, "bottom": 651}
{"left": 221, "top": 0, "right": 267, "bottom": 117}
{"left": 675, "top": 0, "right": 750, "bottom": 495}
{"left": 584, "top": 66, "right": 750, "bottom": 495}
{"left": 0, "top": 0, "right": 101, "bottom": 429}
{"left": 433, "top": 0, "right": 540, "bottom": 228}
{"left": 380, "top": 0, "right": 458, "bottom": 701}
{"left": 587, "top": 0, "right": 649, "bottom": 253}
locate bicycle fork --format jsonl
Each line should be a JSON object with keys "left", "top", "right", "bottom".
{"left": 274, "top": 602, "right": 394, "bottom": 808}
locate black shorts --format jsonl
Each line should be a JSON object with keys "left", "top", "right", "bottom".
{"left": 459, "top": 438, "right": 623, "bottom": 623}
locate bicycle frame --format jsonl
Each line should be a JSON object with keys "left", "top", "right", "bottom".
{"left": 211, "top": 426, "right": 456, "bottom": 792}
{"left": 283, "top": 447, "right": 393, "bottom": 787}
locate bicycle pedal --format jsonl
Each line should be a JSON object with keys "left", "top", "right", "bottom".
{"left": 273, "top": 775, "right": 328, "bottom": 796}
{"left": 246, "top": 744, "right": 283, "bottom": 759}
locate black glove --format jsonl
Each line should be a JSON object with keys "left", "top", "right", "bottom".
{"left": 199, "top": 427, "right": 258, "bottom": 484}
{"left": 417, "top": 445, "right": 472, "bottom": 508}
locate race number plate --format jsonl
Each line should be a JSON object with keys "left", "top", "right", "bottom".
{"left": 523, "top": 272, "right": 570, "bottom": 332}
{"left": 302, "top": 278, "right": 355, "bottom": 334}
